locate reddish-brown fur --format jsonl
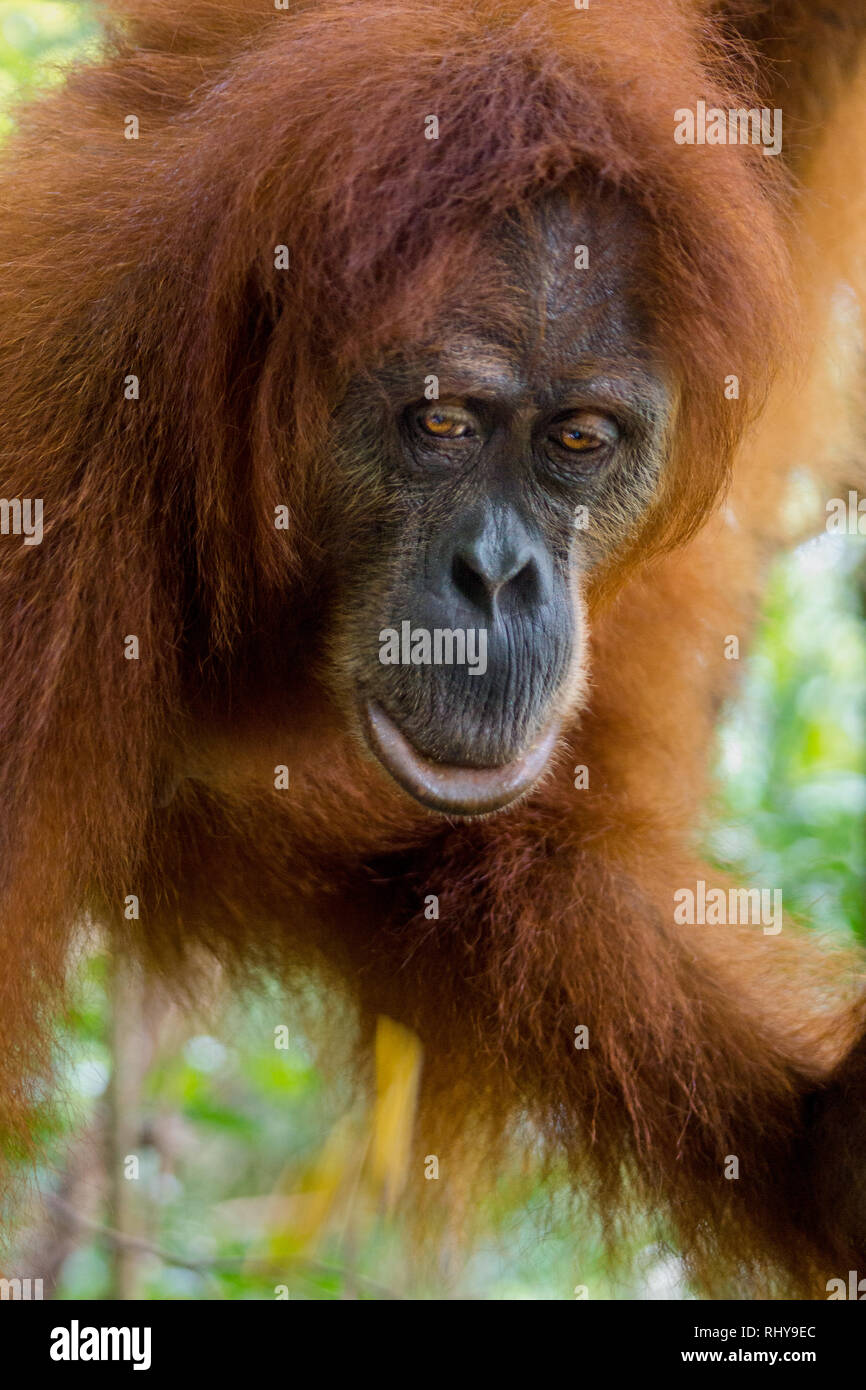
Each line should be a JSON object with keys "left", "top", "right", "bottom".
{"left": 0, "top": 0, "right": 865, "bottom": 1295}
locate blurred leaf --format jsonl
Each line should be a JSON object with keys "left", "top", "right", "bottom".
{"left": 369, "top": 1015, "right": 422, "bottom": 1210}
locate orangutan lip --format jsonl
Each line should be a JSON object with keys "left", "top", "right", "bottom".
{"left": 361, "top": 700, "right": 560, "bottom": 816}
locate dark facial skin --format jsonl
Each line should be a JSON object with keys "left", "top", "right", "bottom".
{"left": 327, "top": 190, "right": 672, "bottom": 815}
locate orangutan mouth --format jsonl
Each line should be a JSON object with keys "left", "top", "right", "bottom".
{"left": 361, "top": 700, "right": 560, "bottom": 816}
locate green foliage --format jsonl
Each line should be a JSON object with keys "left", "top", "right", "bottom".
{"left": 710, "top": 535, "right": 866, "bottom": 944}
{"left": 0, "top": 2, "right": 98, "bottom": 134}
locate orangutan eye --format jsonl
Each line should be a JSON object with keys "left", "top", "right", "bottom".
{"left": 415, "top": 404, "right": 478, "bottom": 440}
{"left": 550, "top": 412, "right": 620, "bottom": 454}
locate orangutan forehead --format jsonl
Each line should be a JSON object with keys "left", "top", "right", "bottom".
{"left": 389, "top": 187, "right": 659, "bottom": 385}
{"left": 377, "top": 190, "right": 663, "bottom": 409}
{"left": 376, "top": 334, "right": 668, "bottom": 421}
{"left": 498, "top": 185, "right": 655, "bottom": 317}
